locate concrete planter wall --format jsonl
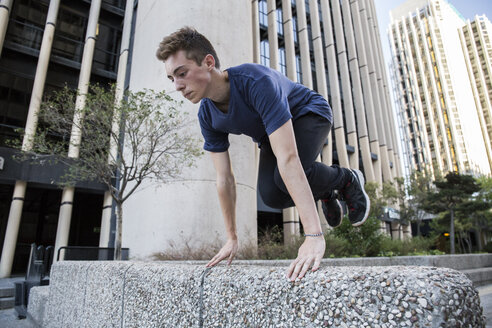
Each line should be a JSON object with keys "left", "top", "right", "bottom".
{"left": 28, "top": 259, "right": 486, "bottom": 327}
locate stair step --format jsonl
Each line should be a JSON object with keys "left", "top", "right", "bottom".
{"left": 0, "top": 296, "right": 15, "bottom": 310}
{"left": 0, "top": 286, "right": 15, "bottom": 298}
{"left": 461, "top": 267, "right": 492, "bottom": 287}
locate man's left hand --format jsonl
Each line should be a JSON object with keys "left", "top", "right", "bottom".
{"left": 286, "top": 236, "right": 325, "bottom": 281}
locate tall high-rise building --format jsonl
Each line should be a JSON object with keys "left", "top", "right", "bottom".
{"left": 459, "top": 15, "right": 492, "bottom": 169}
{"left": 0, "top": 0, "right": 405, "bottom": 277}
{"left": 389, "top": 0, "right": 491, "bottom": 178}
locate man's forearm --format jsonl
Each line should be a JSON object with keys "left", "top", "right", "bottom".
{"left": 277, "top": 155, "right": 322, "bottom": 234}
{"left": 216, "top": 175, "right": 237, "bottom": 239}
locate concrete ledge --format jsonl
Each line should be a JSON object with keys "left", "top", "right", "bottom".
{"left": 462, "top": 267, "right": 492, "bottom": 287}
{"left": 30, "top": 261, "right": 485, "bottom": 327}
{"left": 225, "top": 253, "right": 492, "bottom": 271}
{"left": 28, "top": 286, "right": 49, "bottom": 327}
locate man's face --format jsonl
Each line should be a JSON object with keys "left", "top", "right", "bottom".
{"left": 165, "top": 50, "right": 212, "bottom": 104}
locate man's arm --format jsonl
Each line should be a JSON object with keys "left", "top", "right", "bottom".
{"left": 268, "top": 119, "right": 326, "bottom": 281}
{"left": 206, "top": 150, "right": 238, "bottom": 267}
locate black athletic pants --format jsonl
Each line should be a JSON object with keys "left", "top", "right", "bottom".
{"left": 258, "top": 112, "right": 349, "bottom": 209}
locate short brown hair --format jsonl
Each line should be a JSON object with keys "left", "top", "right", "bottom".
{"left": 156, "top": 27, "right": 220, "bottom": 69}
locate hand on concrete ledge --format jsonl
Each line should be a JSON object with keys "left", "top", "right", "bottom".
{"left": 206, "top": 238, "right": 238, "bottom": 267}
{"left": 286, "top": 235, "right": 326, "bottom": 281}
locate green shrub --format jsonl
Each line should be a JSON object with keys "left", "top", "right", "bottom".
{"left": 256, "top": 226, "right": 303, "bottom": 260}
{"left": 330, "top": 216, "right": 384, "bottom": 257}
{"left": 377, "top": 235, "right": 440, "bottom": 257}
{"left": 484, "top": 242, "right": 492, "bottom": 253}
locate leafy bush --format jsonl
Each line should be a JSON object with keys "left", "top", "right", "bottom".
{"left": 330, "top": 216, "right": 384, "bottom": 257}
{"left": 377, "top": 236, "right": 442, "bottom": 257}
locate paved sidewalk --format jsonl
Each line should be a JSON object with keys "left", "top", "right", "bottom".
{"left": 478, "top": 284, "right": 492, "bottom": 328}
{"left": 0, "top": 308, "right": 35, "bottom": 328}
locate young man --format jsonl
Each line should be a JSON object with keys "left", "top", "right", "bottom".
{"left": 156, "top": 27, "right": 370, "bottom": 281}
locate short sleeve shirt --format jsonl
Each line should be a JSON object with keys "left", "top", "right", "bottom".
{"left": 198, "top": 63, "right": 332, "bottom": 152}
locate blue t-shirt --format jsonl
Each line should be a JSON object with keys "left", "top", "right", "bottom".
{"left": 198, "top": 63, "right": 332, "bottom": 152}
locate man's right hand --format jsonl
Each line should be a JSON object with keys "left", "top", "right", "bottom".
{"left": 206, "top": 238, "right": 238, "bottom": 267}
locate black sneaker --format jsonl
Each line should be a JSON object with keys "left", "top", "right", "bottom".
{"left": 341, "top": 169, "right": 370, "bottom": 226}
{"left": 321, "top": 191, "right": 343, "bottom": 228}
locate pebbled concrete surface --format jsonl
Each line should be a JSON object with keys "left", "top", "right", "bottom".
{"left": 0, "top": 272, "right": 490, "bottom": 327}
{"left": 31, "top": 261, "right": 486, "bottom": 327}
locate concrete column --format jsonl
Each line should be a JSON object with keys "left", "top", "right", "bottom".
{"left": 426, "top": 19, "right": 454, "bottom": 172}
{"left": 369, "top": 0, "right": 400, "bottom": 178}
{"left": 402, "top": 223, "right": 412, "bottom": 240}
{"left": 404, "top": 14, "right": 433, "bottom": 172}
{"left": 350, "top": 1, "right": 384, "bottom": 184}
{"left": 295, "top": 0, "right": 312, "bottom": 88}
{"left": 309, "top": 0, "right": 326, "bottom": 98}
{"left": 359, "top": 0, "right": 392, "bottom": 182}
{"left": 391, "top": 222, "right": 402, "bottom": 240}
{"left": 125, "top": 0, "right": 256, "bottom": 259}
{"left": 281, "top": 0, "right": 296, "bottom": 82}
{"left": 252, "top": 0, "right": 261, "bottom": 64}
{"left": 0, "top": 0, "right": 61, "bottom": 278}
{"left": 319, "top": 0, "right": 350, "bottom": 169}
{"left": 283, "top": 207, "right": 300, "bottom": 244}
{"left": 331, "top": 0, "right": 374, "bottom": 181}
{"left": 267, "top": 0, "right": 279, "bottom": 71}
{"left": 0, "top": 181, "right": 26, "bottom": 278}
{"left": 309, "top": 0, "right": 336, "bottom": 214}
{"left": 99, "top": 0, "right": 135, "bottom": 248}
{"left": 54, "top": 0, "right": 102, "bottom": 261}
{"left": 280, "top": 1, "right": 300, "bottom": 242}
{"left": 0, "top": 0, "right": 13, "bottom": 57}
{"left": 417, "top": 17, "right": 447, "bottom": 172}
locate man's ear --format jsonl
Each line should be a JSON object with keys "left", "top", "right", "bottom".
{"left": 203, "top": 54, "right": 216, "bottom": 70}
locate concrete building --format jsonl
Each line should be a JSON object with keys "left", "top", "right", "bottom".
{"left": 459, "top": 15, "right": 492, "bottom": 170}
{"left": 389, "top": 0, "right": 492, "bottom": 178}
{"left": 0, "top": 0, "right": 404, "bottom": 277}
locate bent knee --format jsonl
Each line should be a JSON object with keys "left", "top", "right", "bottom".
{"left": 259, "top": 186, "right": 290, "bottom": 209}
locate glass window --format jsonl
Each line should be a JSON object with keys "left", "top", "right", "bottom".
{"left": 52, "top": 7, "right": 87, "bottom": 64}
{"left": 259, "top": 0, "right": 268, "bottom": 27}
{"left": 94, "top": 22, "right": 122, "bottom": 73}
{"left": 292, "top": 16, "right": 298, "bottom": 43}
{"left": 279, "top": 48, "right": 286, "bottom": 75}
{"left": 276, "top": 8, "right": 284, "bottom": 36}
{"left": 296, "top": 55, "right": 302, "bottom": 83}
{"left": 0, "top": 73, "right": 32, "bottom": 147}
{"left": 5, "top": 0, "right": 48, "bottom": 51}
{"left": 260, "top": 39, "right": 270, "bottom": 67}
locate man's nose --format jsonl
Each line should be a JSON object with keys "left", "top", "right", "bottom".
{"left": 175, "top": 80, "right": 185, "bottom": 91}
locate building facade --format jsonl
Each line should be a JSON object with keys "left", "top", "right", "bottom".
{"left": 0, "top": 0, "right": 405, "bottom": 277}
{"left": 389, "top": 0, "right": 491, "bottom": 178}
{"left": 0, "top": 0, "right": 129, "bottom": 277}
{"left": 459, "top": 15, "right": 492, "bottom": 169}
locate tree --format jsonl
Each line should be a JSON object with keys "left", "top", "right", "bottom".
{"left": 463, "top": 176, "right": 492, "bottom": 251}
{"left": 17, "top": 84, "right": 202, "bottom": 260}
{"left": 423, "top": 172, "right": 481, "bottom": 254}
{"left": 393, "top": 176, "right": 414, "bottom": 227}
{"left": 406, "top": 170, "right": 434, "bottom": 236}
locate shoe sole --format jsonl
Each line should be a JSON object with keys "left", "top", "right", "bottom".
{"left": 350, "top": 169, "right": 370, "bottom": 227}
